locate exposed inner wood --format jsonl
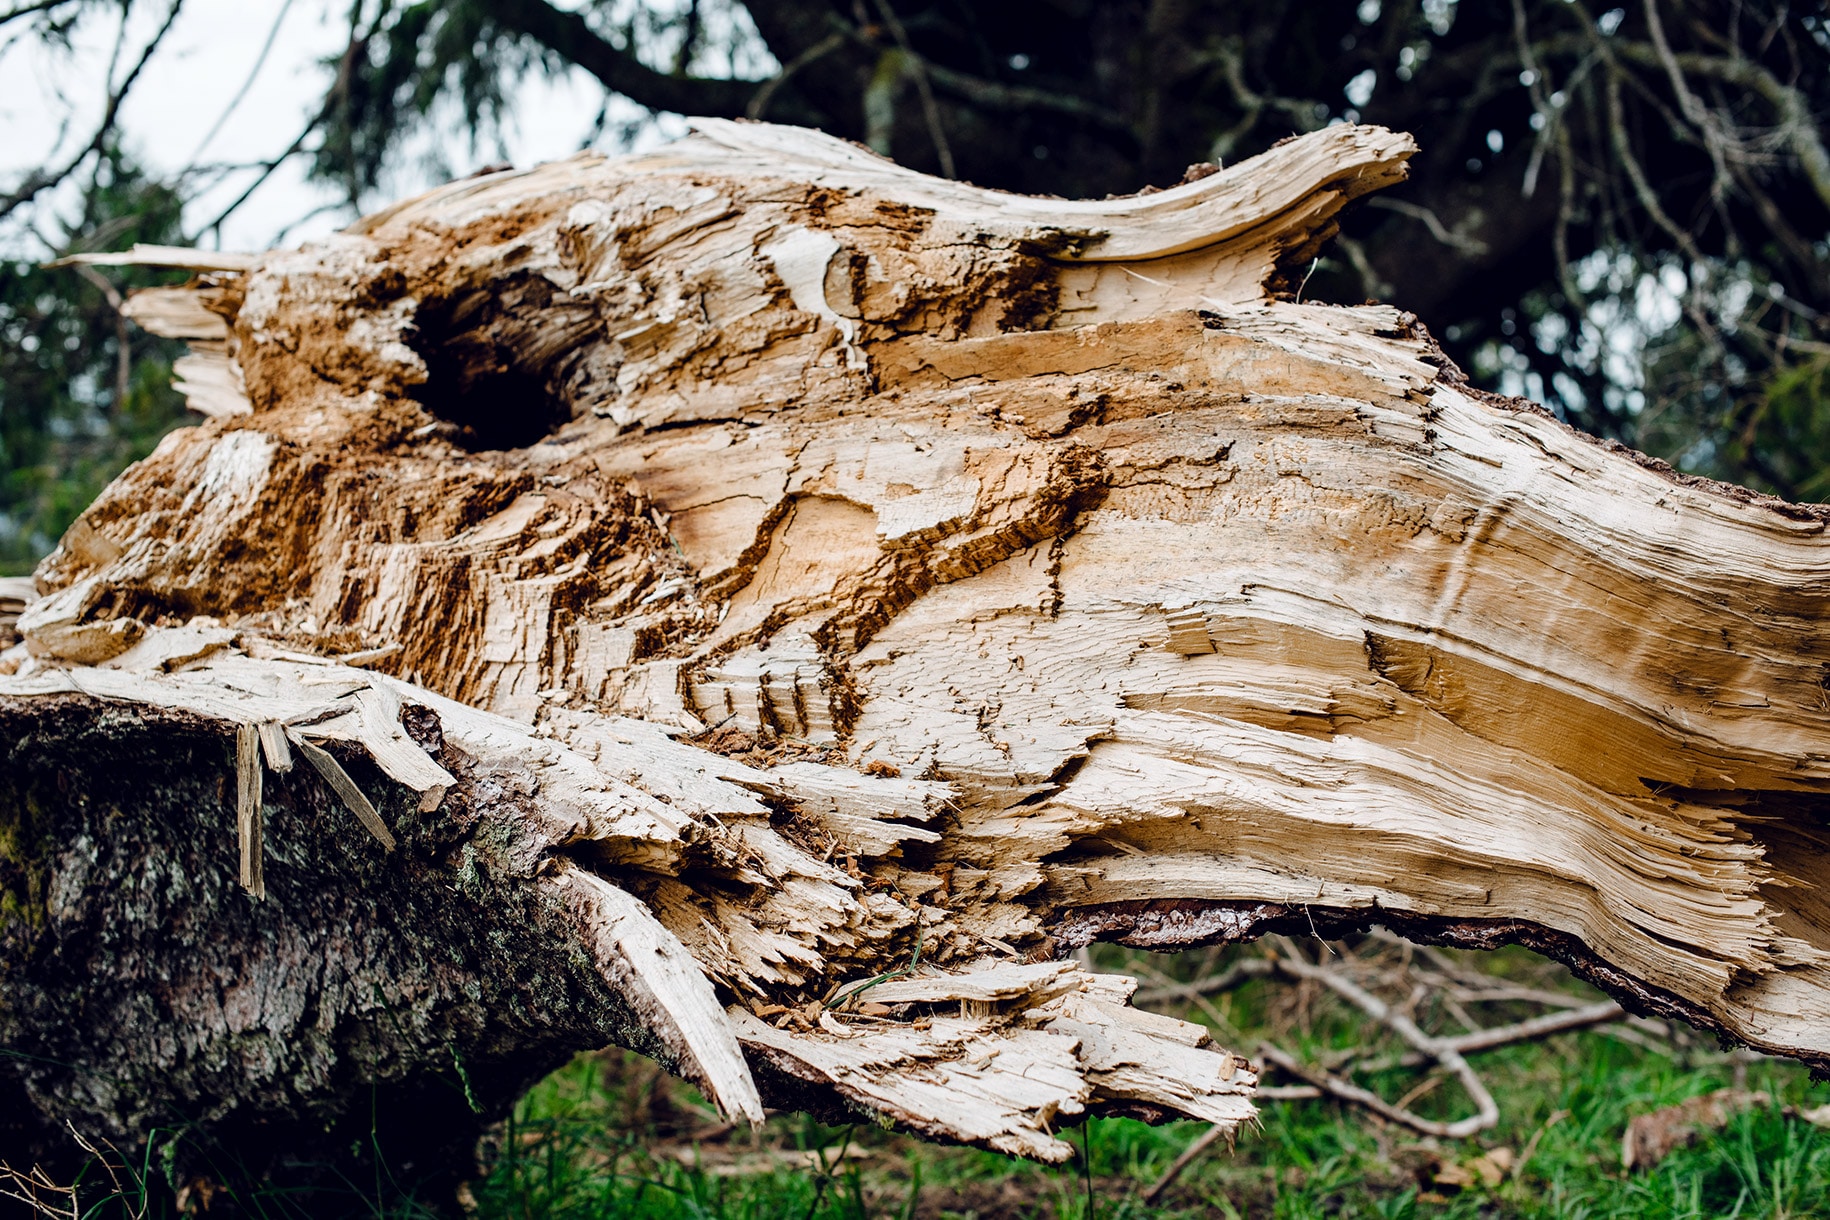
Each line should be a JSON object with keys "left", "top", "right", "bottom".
{"left": 5, "top": 119, "right": 1829, "bottom": 1165}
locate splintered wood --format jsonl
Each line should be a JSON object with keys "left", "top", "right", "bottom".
{"left": 234, "top": 721, "right": 264, "bottom": 898}
{"left": 6, "top": 119, "right": 1830, "bottom": 1155}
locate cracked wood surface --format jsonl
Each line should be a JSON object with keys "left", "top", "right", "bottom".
{"left": 4, "top": 119, "right": 1829, "bottom": 1172}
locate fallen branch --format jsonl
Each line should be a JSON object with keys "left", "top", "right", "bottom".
{"left": 1133, "top": 959, "right": 1275, "bottom": 1008}
{"left": 1357, "top": 1000, "right": 1627, "bottom": 1073}
{"left": 1138, "top": 936, "right": 1644, "bottom": 1141}
{"left": 0, "top": 1160, "right": 76, "bottom": 1220}
{"left": 1266, "top": 943, "right": 1499, "bottom": 1139}
{"left": 1258, "top": 1046, "right": 1475, "bottom": 1140}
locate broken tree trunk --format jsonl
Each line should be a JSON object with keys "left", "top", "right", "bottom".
{"left": 5, "top": 120, "right": 1830, "bottom": 1192}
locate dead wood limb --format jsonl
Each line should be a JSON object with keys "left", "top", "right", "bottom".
{"left": 0, "top": 1124, "right": 143, "bottom": 1220}
{"left": 1133, "top": 959, "right": 1275, "bottom": 1008}
{"left": 1258, "top": 1046, "right": 1481, "bottom": 1140}
{"left": 4, "top": 116, "right": 1830, "bottom": 1183}
{"left": 1429, "top": 1000, "right": 1625, "bottom": 1056}
{"left": 1266, "top": 944, "right": 1498, "bottom": 1138}
{"left": 1144, "top": 936, "right": 1637, "bottom": 1137}
{"left": 0, "top": 1160, "right": 77, "bottom": 1220}
{"left": 1359, "top": 1000, "right": 1626, "bottom": 1073}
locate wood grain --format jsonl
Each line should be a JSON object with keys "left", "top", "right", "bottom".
{"left": 5, "top": 119, "right": 1828, "bottom": 1162}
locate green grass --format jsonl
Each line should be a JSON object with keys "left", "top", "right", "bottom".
{"left": 469, "top": 941, "right": 1830, "bottom": 1220}
{"left": 24, "top": 939, "right": 1825, "bottom": 1218}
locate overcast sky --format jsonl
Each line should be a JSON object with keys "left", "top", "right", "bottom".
{"left": 0, "top": 0, "right": 696, "bottom": 254}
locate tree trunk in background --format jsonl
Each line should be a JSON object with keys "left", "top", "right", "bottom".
{"left": 6, "top": 121, "right": 1830, "bottom": 1200}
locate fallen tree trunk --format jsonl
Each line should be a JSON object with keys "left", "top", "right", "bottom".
{"left": 5, "top": 119, "right": 1830, "bottom": 1196}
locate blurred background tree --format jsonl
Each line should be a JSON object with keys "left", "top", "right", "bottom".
{"left": 0, "top": 151, "right": 189, "bottom": 573}
{"left": 4, "top": 0, "right": 1828, "bottom": 575}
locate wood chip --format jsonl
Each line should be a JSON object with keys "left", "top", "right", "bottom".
{"left": 235, "top": 722, "right": 264, "bottom": 899}
{"left": 290, "top": 735, "right": 396, "bottom": 851}
{"left": 256, "top": 720, "right": 292, "bottom": 773}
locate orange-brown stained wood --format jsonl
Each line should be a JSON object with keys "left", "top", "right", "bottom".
{"left": 4, "top": 120, "right": 1830, "bottom": 1159}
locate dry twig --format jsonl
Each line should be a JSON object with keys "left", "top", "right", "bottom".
{"left": 1132, "top": 930, "right": 1666, "bottom": 1159}
{"left": 0, "top": 1161, "right": 76, "bottom": 1220}
{"left": 1265, "top": 941, "right": 1499, "bottom": 1139}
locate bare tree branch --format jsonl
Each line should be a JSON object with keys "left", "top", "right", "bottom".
{"left": 1367, "top": 197, "right": 1490, "bottom": 256}
{"left": 182, "top": 0, "right": 296, "bottom": 170}
{"left": 189, "top": 114, "right": 318, "bottom": 243}
{"left": 1134, "top": 958, "right": 1274, "bottom": 1007}
{"left": 1643, "top": 0, "right": 1734, "bottom": 197}
{"left": 868, "top": 0, "right": 953, "bottom": 177}
{"left": 0, "top": 0, "right": 72, "bottom": 29}
{"left": 68, "top": 264, "right": 131, "bottom": 408}
{"left": 1365, "top": 1000, "right": 1628, "bottom": 1070}
{"left": 734, "top": 0, "right": 845, "bottom": 69}
{"left": 486, "top": 0, "right": 759, "bottom": 119}
{"left": 1608, "top": 38, "right": 1830, "bottom": 213}
{"left": 0, "top": 0, "right": 185, "bottom": 224}
{"left": 1141, "top": 1121, "right": 1231, "bottom": 1205}
{"left": 1602, "top": 69, "right": 1708, "bottom": 266}
{"left": 922, "top": 62, "right": 1135, "bottom": 139}
{"left": 746, "top": 31, "right": 845, "bottom": 120}
{"left": 1268, "top": 941, "right": 1500, "bottom": 1139}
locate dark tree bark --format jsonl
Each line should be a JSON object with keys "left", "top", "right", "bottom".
{"left": 1, "top": 698, "right": 604, "bottom": 1204}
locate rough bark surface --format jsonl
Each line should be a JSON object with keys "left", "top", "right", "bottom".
{"left": 5, "top": 120, "right": 1830, "bottom": 1187}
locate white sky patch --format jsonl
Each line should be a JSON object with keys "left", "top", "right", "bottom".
{"left": 1343, "top": 69, "right": 1376, "bottom": 108}
{"left": 0, "top": 0, "right": 762, "bottom": 255}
